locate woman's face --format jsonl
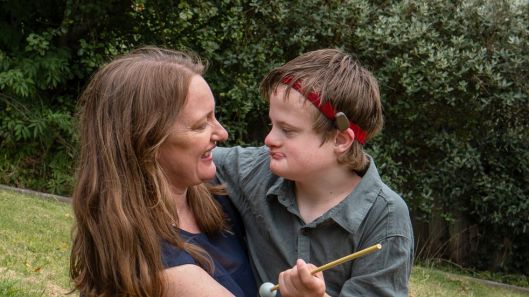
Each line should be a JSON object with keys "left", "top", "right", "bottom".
{"left": 157, "top": 75, "right": 228, "bottom": 192}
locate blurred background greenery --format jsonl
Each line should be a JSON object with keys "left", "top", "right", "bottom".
{"left": 1, "top": 0, "right": 527, "bottom": 279}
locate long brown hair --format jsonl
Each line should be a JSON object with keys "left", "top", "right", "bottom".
{"left": 261, "top": 48, "right": 383, "bottom": 173}
{"left": 70, "top": 47, "right": 225, "bottom": 297}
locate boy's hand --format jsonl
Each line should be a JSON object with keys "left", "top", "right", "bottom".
{"left": 278, "top": 259, "right": 328, "bottom": 297}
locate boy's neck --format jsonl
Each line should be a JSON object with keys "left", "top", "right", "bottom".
{"left": 294, "top": 168, "right": 361, "bottom": 224}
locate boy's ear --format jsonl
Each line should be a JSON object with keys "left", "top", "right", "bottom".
{"left": 334, "top": 128, "right": 355, "bottom": 154}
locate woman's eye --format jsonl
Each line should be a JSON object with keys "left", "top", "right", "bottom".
{"left": 195, "top": 122, "right": 208, "bottom": 130}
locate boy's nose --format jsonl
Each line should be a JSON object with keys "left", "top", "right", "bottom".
{"left": 264, "top": 129, "right": 277, "bottom": 147}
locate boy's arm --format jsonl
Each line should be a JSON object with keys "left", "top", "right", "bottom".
{"left": 212, "top": 146, "right": 240, "bottom": 187}
{"left": 213, "top": 146, "right": 268, "bottom": 193}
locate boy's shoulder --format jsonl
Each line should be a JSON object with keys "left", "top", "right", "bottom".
{"left": 359, "top": 157, "right": 413, "bottom": 235}
{"left": 378, "top": 182, "right": 409, "bottom": 211}
{"left": 362, "top": 156, "right": 408, "bottom": 208}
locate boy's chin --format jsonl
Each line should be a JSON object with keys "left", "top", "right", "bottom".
{"left": 269, "top": 164, "right": 287, "bottom": 177}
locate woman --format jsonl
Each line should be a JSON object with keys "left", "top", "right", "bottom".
{"left": 70, "top": 47, "right": 256, "bottom": 297}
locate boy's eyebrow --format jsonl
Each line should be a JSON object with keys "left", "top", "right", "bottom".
{"left": 273, "top": 120, "right": 300, "bottom": 129}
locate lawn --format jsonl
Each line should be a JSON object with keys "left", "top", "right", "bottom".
{"left": 0, "top": 188, "right": 71, "bottom": 296}
{"left": 0, "top": 187, "right": 528, "bottom": 296}
{"left": 411, "top": 266, "right": 529, "bottom": 297}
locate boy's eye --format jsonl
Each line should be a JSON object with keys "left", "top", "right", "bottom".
{"left": 281, "top": 126, "right": 298, "bottom": 136}
{"left": 269, "top": 122, "right": 296, "bottom": 135}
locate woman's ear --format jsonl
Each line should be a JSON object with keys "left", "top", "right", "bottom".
{"left": 334, "top": 128, "right": 355, "bottom": 154}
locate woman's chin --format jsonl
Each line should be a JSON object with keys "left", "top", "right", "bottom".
{"left": 199, "top": 165, "right": 217, "bottom": 182}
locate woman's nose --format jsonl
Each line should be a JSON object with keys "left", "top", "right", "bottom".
{"left": 213, "top": 119, "right": 229, "bottom": 142}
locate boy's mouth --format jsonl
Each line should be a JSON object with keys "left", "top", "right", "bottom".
{"left": 269, "top": 151, "right": 285, "bottom": 160}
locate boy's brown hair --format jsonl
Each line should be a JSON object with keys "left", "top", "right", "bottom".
{"left": 261, "top": 48, "right": 383, "bottom": 173}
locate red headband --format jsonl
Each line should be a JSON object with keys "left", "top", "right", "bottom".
{"left": 280, "top": 77, "right": 367, "bottom": 145}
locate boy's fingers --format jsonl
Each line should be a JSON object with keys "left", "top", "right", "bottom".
{"left": 278, "top": 270, "right": 290, "bottom": 295}
{"left": 279, "top": 266, "right": 301, "bottom": 296}
{"left": 297, "top": 259, "right": 316, "bottom": 287}
{"left": 306, "top": 263, "right": 323, "bottom": 279}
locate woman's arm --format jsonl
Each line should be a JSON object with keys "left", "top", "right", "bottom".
{"left": 163, "top": 264, "right": 235, "bottom": 296}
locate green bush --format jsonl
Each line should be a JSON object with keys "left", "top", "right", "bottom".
{"left": 353, "top": 0, "right": 529, "bottom": 272}
{"left": 0, "top": 0, "right": 527, "bottom": 274}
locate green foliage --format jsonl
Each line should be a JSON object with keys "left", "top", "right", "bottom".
{"left": 351, "top": 0, "right": 529, "bottom": 272}
{"left": 0, "top": 26, "right": 76, "bottom": 193}
{"left": 0, "top": 0, "right": 528, "bottom": 275}
{"left": 0, "top": 0, "right": 124, "bottom": 194}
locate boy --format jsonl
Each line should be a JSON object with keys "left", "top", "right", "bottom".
{"left": 214, "top": 49, "right": 413, "bottom": 297}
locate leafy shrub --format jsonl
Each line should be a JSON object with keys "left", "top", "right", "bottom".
{"left": 0, "top": 0, "right": 527, "bottom": 274}
{"left": 352, "top": 0, "right": 529, "bottom": 272}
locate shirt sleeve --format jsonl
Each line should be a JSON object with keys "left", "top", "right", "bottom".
{"left": 212, "top": 146, "right": 243, "bottom": 190}
{"left": 338, "top": 188, "right": 414, "bottom": 297}
{"left": 338, "top": 235, "right": 413, "bottom": 297}
{"left": 213, "top": 146, "right": 269, "bottom": 199}
{"left": 160, "top": 240, "right": 196, "bottom": 268}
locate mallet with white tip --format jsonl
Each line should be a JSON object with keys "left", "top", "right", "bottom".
{"left": 258, "top": 243, "right": 382, "bottom": 297}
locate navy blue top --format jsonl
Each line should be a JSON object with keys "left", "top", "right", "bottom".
{"left": 161, "top": 195, "right": 257, "bottom": 297}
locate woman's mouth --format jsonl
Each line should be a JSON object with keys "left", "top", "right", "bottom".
{"left": 201, "top": 147, "right": 215, "bottom": 160}
{"left": 201, "top": 151, "right": 212, "bottom": 159}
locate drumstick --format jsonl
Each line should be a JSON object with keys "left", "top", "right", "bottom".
{"left": 259, "top": 243, "right": 382, "bottom": 297}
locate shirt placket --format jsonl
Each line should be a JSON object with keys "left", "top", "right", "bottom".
{"left": 297, "top": 227, "right": 311, "bottom": 261}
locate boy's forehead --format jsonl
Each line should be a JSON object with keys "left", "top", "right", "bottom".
{"left": 269, "top": 85, "right": 319, "bottom": 124}
{"left": 272, "top": 85, "right": 310, "bottom": 107}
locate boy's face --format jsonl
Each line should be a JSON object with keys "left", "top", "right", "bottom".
{"left": 265, "top": 85, "right": 337, "bottom": 182}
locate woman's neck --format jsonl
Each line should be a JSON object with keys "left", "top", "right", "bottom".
{"left": 171, "top": 186, "right": 201, "bottom": 233}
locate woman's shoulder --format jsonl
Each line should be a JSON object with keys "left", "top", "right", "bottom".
{"left": 160, "top": 239, "right": 196, "bottom": 268}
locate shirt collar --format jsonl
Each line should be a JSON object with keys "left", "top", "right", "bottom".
{"left": 266, "top": 176, "right": 295, "bottom": 206}
{"left": 330, "top": 156, "right": 384, "bottom": 234}
{"left": 263, "top": 156, "right": 384, "bottom": 234}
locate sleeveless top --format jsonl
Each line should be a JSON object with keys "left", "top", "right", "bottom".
{"left": 161, "top": 195, "right": 257, "bottom": 297}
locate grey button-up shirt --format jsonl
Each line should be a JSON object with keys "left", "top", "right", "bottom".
{"left": 214, "top": 146, "right": 414, "bottom": 297}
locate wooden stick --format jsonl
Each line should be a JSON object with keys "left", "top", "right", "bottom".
{"left": 270, "top": 243, "right": 382, "bottom": 292}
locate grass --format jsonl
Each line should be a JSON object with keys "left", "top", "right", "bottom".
{"left": 1, "top": 187, "right": 528, "bottom": 297}
{"left": 0, "top": 277, "right": 47, "bottom": 297}
{"left": 0, "top": 188, "right": 72, "bottom": 296}
{"left": 410, "top": 266, "right": 529, "bottom": 297}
